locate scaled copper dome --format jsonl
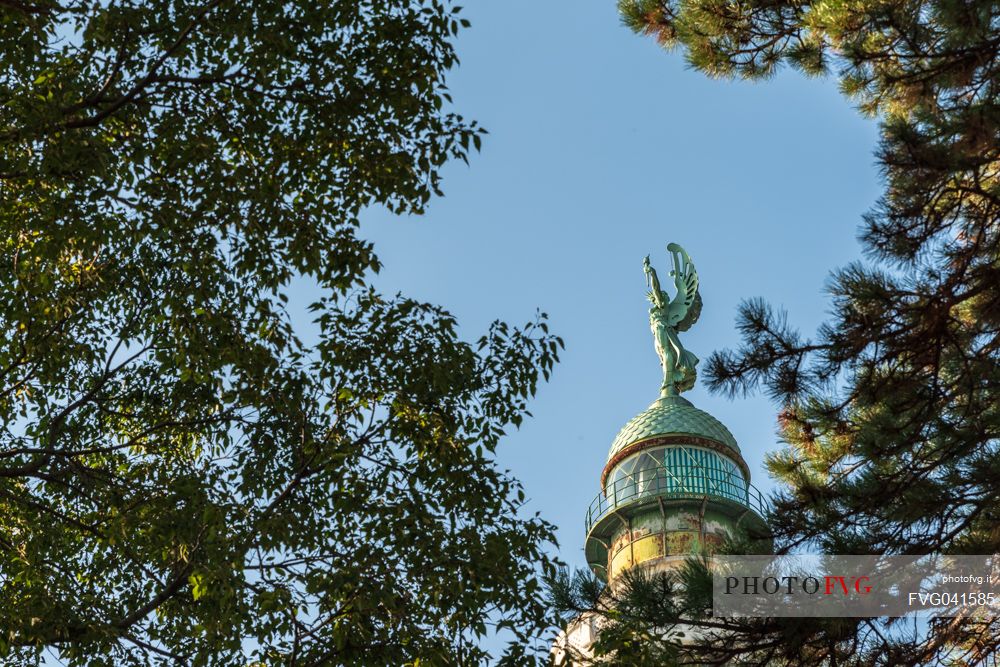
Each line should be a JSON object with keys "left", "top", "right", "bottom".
{"left": 607, "top": 395, "right": 740, "bottom": 461}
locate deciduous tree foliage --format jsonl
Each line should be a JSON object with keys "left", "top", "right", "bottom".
{"left": 0, "top": 1, "right": 562, "bottom": 664}
{"left": 555, "top": 0, "right": 1000, "bottom": 663}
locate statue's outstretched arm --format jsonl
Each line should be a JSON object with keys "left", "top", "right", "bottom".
{"left": 643, "top": 255, "right": 667, "bottom": 308}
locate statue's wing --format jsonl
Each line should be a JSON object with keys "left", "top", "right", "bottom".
{"left": 667, "top": 245, "right": 702, "bottom": 331}
{"left": 675, "top": 291, "right": 702, "bottom": 332}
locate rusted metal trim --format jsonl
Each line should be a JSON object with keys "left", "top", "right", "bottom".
{"left": 699, "top": 496, "right": 708, "bottom": 544}
{"left": 629, "top": 515, "right": 635, "bottom": 569}
{"left": 601, "top": 435, "right": 750, "bottom": 488}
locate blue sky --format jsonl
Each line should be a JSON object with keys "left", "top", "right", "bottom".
{"left": 358, "top": 1, "right": 882, "bottom": 573}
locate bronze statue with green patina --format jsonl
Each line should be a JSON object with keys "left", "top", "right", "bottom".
{"left": 643, "top": 243, "right": 702, "bottom": 396}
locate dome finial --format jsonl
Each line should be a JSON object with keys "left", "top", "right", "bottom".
{"left": 643, "top": 243, "right": 702, "bottom": 396}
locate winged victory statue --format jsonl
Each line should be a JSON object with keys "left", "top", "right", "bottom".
{"left": 643, "top": 243, "right": 702, "bottom": 396}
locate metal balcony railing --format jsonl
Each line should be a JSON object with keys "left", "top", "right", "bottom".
{"left": 585, "top": 464, "right": 769, "bottom": 535}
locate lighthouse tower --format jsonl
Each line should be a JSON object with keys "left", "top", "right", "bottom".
{"left": 585, "top": 391, "right": 768, "bottom": 581}
{"left": 553, "top": 245, "right": 769, "bottom": 662}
